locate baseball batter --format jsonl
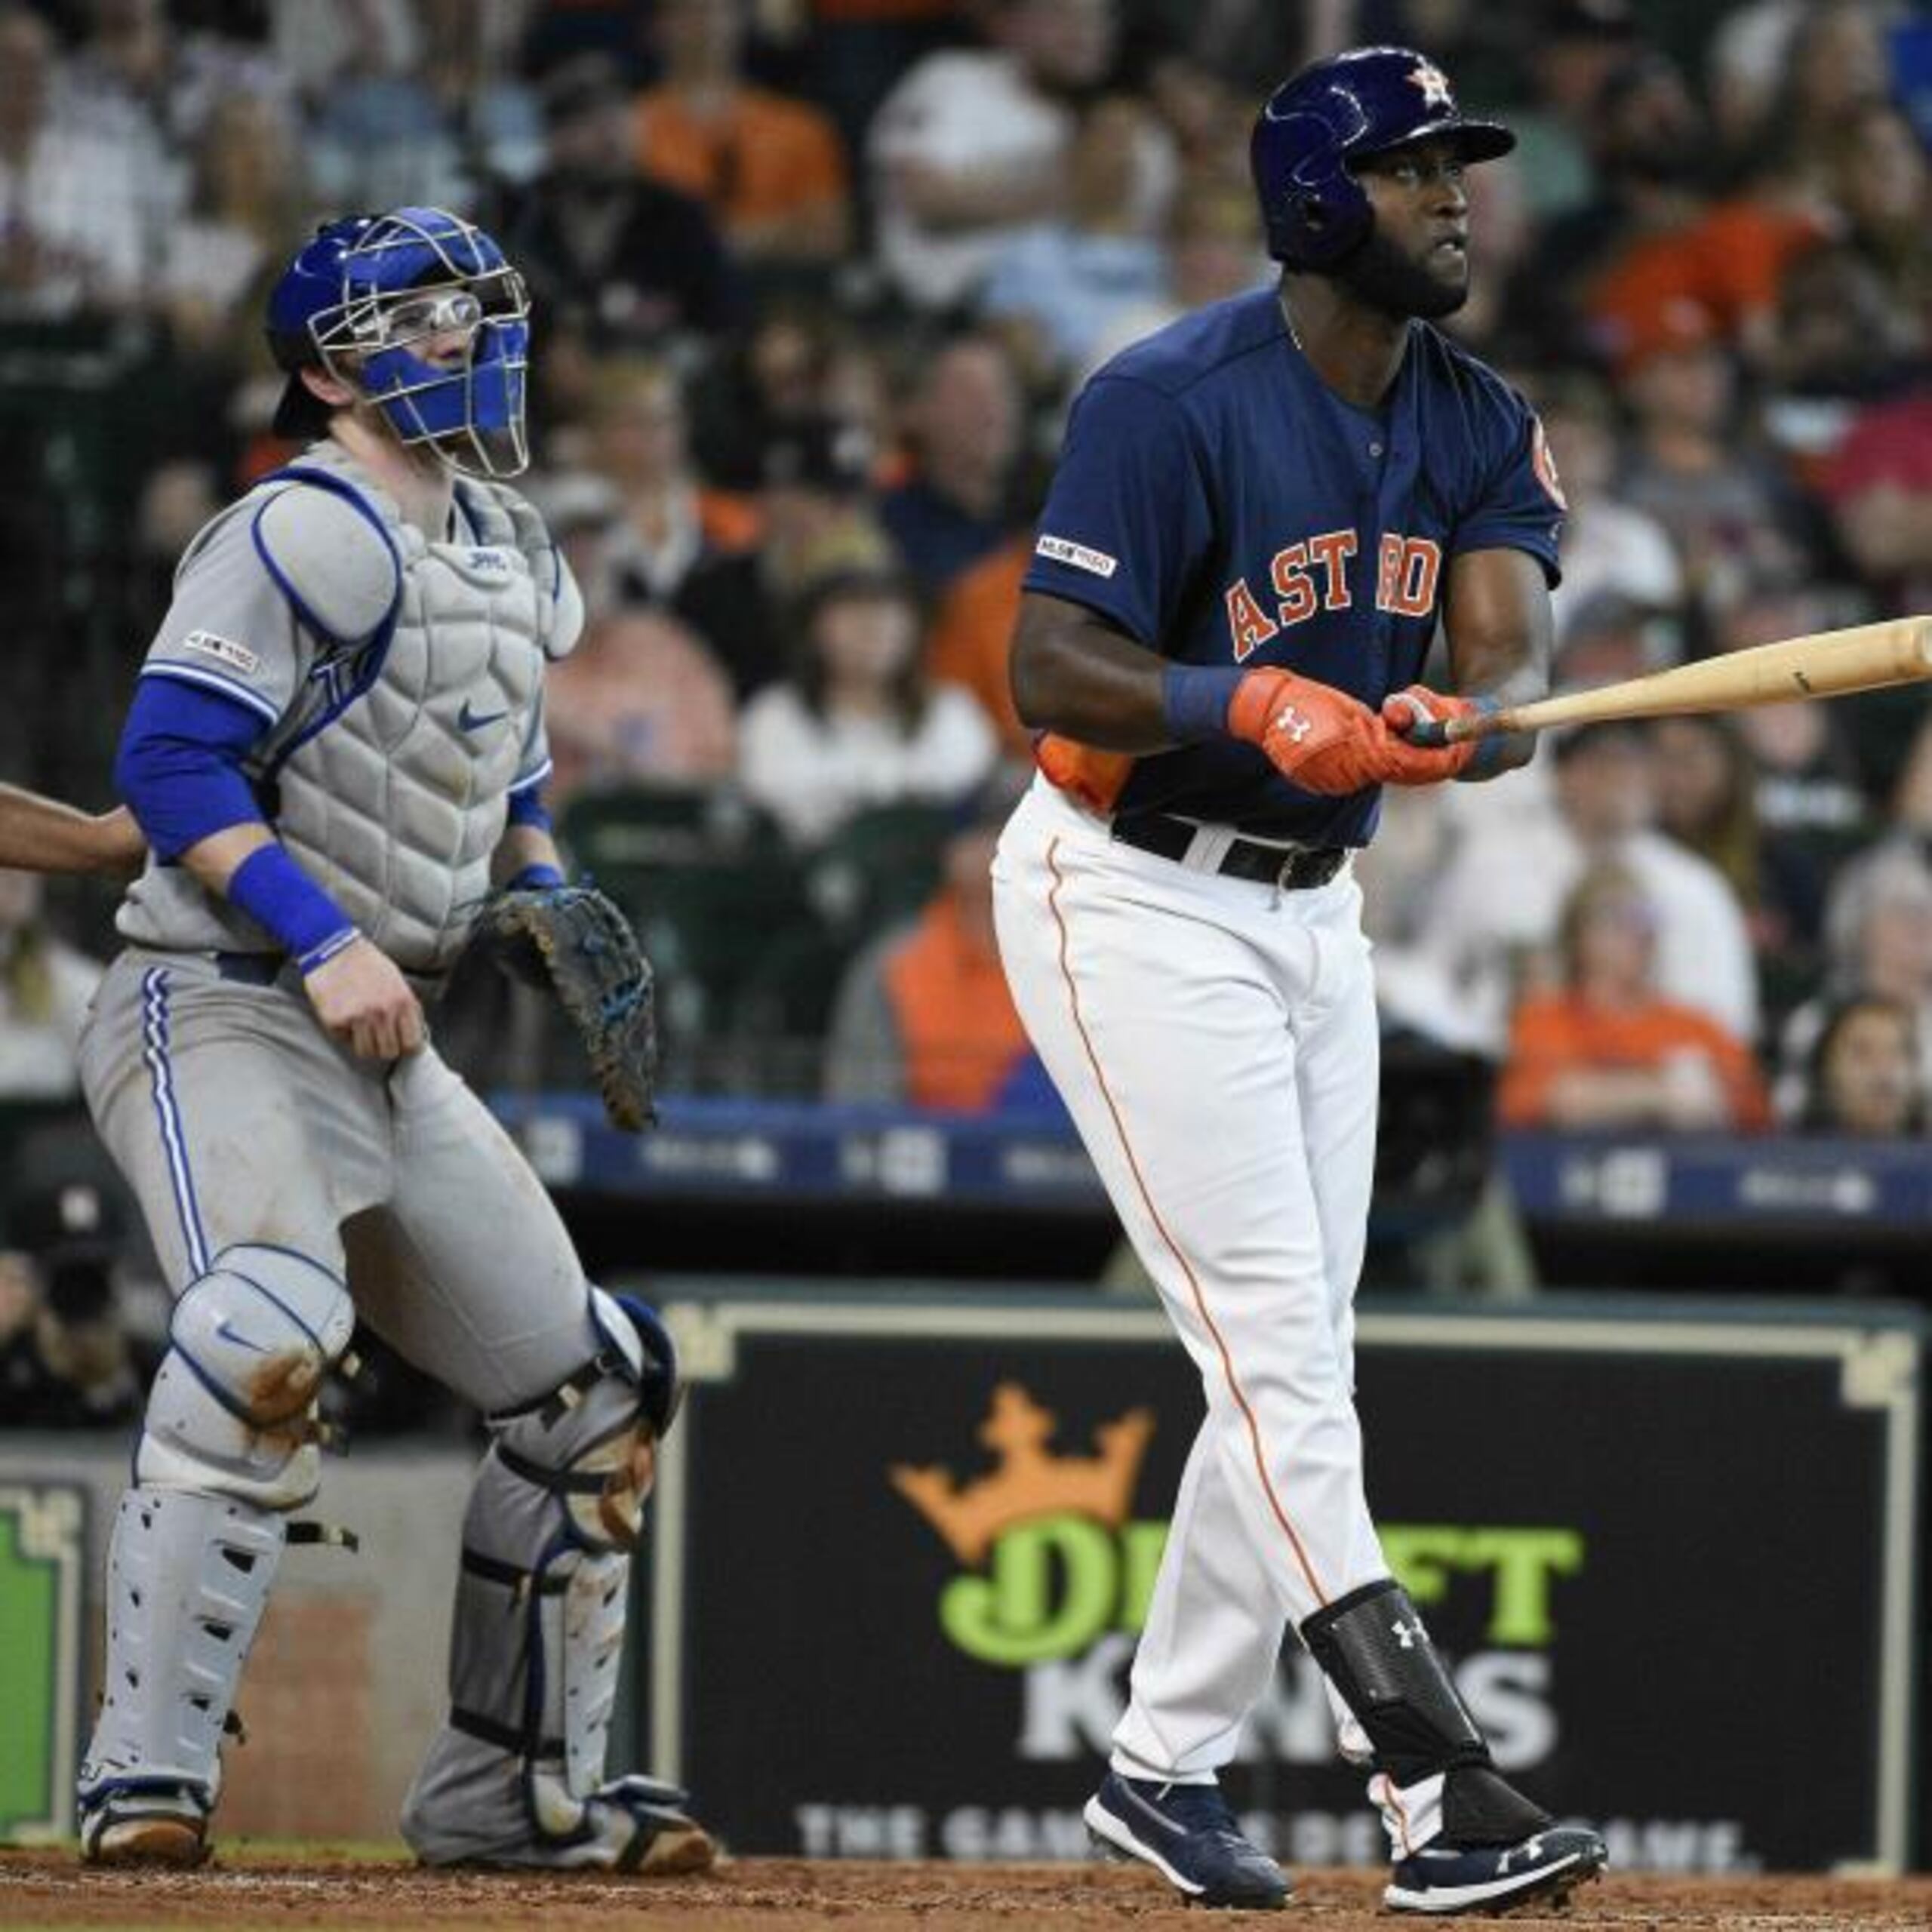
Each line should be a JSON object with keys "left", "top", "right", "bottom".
{"left": 71, "top": 208, "right": 709, "bottom": 1876}
{"left": 992, "top": 49, "right": 1607, "bottom": 1913}
{"left": 0, "top": 786, "right": 141, "bottom": 874}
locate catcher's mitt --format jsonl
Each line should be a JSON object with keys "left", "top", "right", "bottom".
{"left": 468, "top": 883, "right": 657, "bottom": 1130}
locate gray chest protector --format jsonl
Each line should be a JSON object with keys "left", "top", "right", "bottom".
{"left": 248, "top": 444, "right": 580, "bottom": 974}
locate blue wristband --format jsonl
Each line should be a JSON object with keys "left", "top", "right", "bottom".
{"left": 1459, "top": 697, "right": 1509, "bottom": 780}
{"left": 1466, "top": 736, "right": 1509, "bottom": 780}
{"left": 1161, "top": 665, "right": 1244, "bottom": 742}
{"left": 227, "top": 843, "right": 356, "bottom": 971}
{"left": 506, "top": 862, "right": 565, "bottom": 891}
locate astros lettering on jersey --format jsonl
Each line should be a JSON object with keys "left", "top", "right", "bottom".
{"left": 1026, "top": 285, "right": 1563, "bottom": 835}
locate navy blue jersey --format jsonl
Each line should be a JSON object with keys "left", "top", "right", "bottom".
{"left": 1024, "top": 285, "right": 1564, "bottom": 844}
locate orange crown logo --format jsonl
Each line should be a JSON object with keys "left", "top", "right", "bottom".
{"left": 890, "top": 1382, "right": 1155, "bottom": 1566}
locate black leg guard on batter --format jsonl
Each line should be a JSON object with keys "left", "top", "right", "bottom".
{"left": 1300, "top": 1578, "right": 1549, "bottom": 1846}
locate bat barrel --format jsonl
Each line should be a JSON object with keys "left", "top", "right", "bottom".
{"left": 1401, "top": 616, "right": 1932, "bottom": 748}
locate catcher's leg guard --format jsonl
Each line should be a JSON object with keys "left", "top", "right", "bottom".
{"left": 79, "top": 1246, "right": 354, "bottom": 1866}
{"left": 401, "top": 1291, "right": 711, "bottom": 1872}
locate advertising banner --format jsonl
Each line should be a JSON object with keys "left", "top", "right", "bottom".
{"left": 0, "top": 1481, "right": 86, "bottom": 1842}
{"left": 648, "top": 1300, "right": 1918, "bottom": 1875}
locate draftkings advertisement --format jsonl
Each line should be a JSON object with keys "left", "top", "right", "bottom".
{"left": 657, "top": 1301, "right": 1917, "bottom": 1875}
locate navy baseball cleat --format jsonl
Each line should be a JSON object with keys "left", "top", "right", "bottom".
{"left": 1384, "top": 1824, "right": 1607, "bottom": 1915}
{"left": 1084, "top": 1770, "right": 1291, "bottom": 1909}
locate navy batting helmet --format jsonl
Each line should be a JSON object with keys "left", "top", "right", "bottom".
{"left": 265, "top": 207, "right": 532, "bottom": 478}
{"left": 1251, "top": 47, "right": 1514, "bottom": 269}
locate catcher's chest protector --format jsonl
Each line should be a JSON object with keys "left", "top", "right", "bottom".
{"left": 264, "top": 448, "right": 555, "bottom": 974}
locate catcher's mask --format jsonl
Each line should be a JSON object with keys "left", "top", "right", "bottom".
{"left": 265, "top": 207, "right": 531, "bottom": 479}
{"left": 1250, "top": 46, "right": 1514, "bottom": 269}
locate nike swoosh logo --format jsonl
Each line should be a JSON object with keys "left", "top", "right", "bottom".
{"left": 458, "top": 700, "right": 509, "bottom": 732}
{"left": 214, "top": 1317, "right": 267, "bottom": 1353}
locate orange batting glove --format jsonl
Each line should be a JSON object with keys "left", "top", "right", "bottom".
{"left": 1378, "top": 684, "right": 1495, "bottom": 783}
{"left": 1228, "top": 667, "right": 1395, "bottom": 795}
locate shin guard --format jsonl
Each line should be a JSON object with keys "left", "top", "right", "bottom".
{"left": 401, "top": 1292, "right": 709, "bottom": 1871}
{"left": 78, "top": 1491, "right": 285, "bottom": 1860}
{"left": 1301, "top": 1578, "right": 1549, "bottom": 1853}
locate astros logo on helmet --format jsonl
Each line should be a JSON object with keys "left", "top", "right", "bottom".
{"left": 1249, "top": 45, "right": 1515, "bottom": 269}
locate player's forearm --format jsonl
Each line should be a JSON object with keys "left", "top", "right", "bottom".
{"left": 0, "top": 786, "right": 144, "bottom": 875}
{"left": 1009, "top": 596, "right": 1177, "bottom": 751}
{"left": 495, "top": 821, "right": 565, "bottom": 889}
{"left": 177, "top": 820, "right": 276, "bottom": 894}
{"left": 1442, "top": 549, "right": 1553, "bottom": 780}
{"left": 180, "top": 823, "right": 362, "bottom": 974}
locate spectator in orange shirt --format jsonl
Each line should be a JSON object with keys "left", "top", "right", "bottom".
{"left": 1499, "top": 862, "right": 1771, "bottom": 1132}
{"left": 925, "top": 531, "right": 1030, "bottom": 757}
{"left": 823, "top": 788, "right": 1043, "bottom": 1112}
{"left": 1586, "top": 162, "right": 1828, "bottom": 375}
{"left": 635, "top": 0, "right": 853, "bottom": 269}
{"left": 1592, "top": 189, "right": 1827, "bottom": 378}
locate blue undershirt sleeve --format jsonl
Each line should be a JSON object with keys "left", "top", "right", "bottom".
{"left": 506, "top": 783, "right": 552, "bottom": 832}
{"left": 115, "top": 677, "right": 270, "bottom": 861}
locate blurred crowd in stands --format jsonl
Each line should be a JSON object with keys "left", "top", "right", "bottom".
{"left": 7, "top": 0, "right": 1932, "bottom": 1337}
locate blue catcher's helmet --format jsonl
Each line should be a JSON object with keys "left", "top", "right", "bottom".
{"left": 1251, "top": 47, "right": 1514, "bottom": 269}
{"left": 265, "top": 207, "right": 531, "bottom": 478}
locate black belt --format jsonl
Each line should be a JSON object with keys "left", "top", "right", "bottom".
{"left": 211, "top": 948, "right": 442, "bottom": 998}
{"left": 1112, "top": 813, "right": 1348, "bottom": 891}
{"left": 213, "top": 951, "right": 285, "bottom": 985}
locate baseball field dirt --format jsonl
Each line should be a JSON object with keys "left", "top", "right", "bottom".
{"left": 4, "top": 1851, "right": 1931, "bottom": 1931}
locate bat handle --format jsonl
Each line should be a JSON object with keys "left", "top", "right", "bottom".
{"left": 1398, "top": 696, "right": 1503, "bottom": 749}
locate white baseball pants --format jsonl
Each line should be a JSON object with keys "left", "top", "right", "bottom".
{"left": 992, "top": 777, "right": 1389, "bottom": 1782}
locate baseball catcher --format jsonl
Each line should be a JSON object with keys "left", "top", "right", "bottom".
{"left": 70, "top": 208, "right": 708, "bottom": 1877}
{"left": 0, "top": 786, "right": 143, "bottom": 875}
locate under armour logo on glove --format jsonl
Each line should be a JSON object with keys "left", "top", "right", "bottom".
{"left": 1228, "top": 666, "right": 1392, "bottom": 795}
{"left": 1391, "top": 1618, "right": 1423, "bottom": 1648}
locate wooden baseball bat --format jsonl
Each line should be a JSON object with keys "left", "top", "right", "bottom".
{"left": 1405, "top": 615, "right": 1932, "bottom": 746}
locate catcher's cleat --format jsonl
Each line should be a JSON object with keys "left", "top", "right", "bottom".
{"left": 430, "top": 1775, "right": 718, "bottom": 1875}
{"left": 1383, "top": 1824, "right": 1607, "bottom": 1915}
{"left": 1084, "top": 1771, "right": 1291, "bottom": 1909}
{"left": 79, "top": 1784, "right": 211, "bottom": 1868}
